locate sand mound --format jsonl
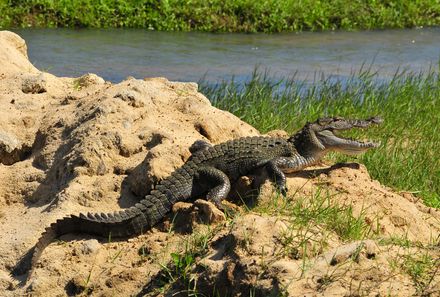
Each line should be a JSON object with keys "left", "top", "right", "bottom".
{"left": 183, "top": 165, "right": 439, "bottom": 296}
{"left": 0, "top": 31, "right": 438, "bottom": 296}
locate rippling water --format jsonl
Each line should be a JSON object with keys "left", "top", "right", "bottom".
{"left": 13, "top": 28, "right": 440, "bottom": 83}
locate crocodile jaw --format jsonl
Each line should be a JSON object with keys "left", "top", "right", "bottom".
{"left": 316, "top": 130, "right": 380, "bottom": 155}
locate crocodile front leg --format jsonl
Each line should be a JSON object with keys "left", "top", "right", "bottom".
{"left": 265, "top": 155, "right": 316, "bottom": 196}
{"left": 196, "top": 167, "right": 231, "bottom": 208}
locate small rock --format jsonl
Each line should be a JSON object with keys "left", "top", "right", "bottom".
{"left": 172, "top": 200, "right": 226, "bottom": 233}
{"left": 364, "top": 240, "right": 378, "bottom": 259}
{"left": 194, "top": 199, "right": 226, "bottom": 224}
{"left": 172, "top": 201, "right": 196, "bottom": 233}
{"left": 172, "top": 201, "right": 193, "bottom": 213}
{"left": 21, "top": 73, "right": 47, "bottom": 93}
{"left": 229, "top": 175, "right": 260, "bottom": 201}
{"left": 390, "top": 215, "right": 407, "bottom": 227}
{"left": 114, "top": 90, "right": 144, "bottom": 107}
{"left": 75, "top": 73, "right": 105, "bottom": 88}
{"left": 0, "top": 131, "right": 29, "bottom": 165}
{"left": 326, "top": 240, "right": 378, "bottom": 266}
{"left": 80, "top": 239, "right": 101, "bottom": 255}
{"left": 0, "top": 131, "right": 20, "bottom": 154}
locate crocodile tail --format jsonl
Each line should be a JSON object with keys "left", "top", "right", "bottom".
{"left": 26, "top": 221, "right": 59, "bottom": 278}
{"left": 12, "top": 216, "right": 78, "bottom": 278}
{"left": 13, "top": 194, "right": 170, "bottom": 279}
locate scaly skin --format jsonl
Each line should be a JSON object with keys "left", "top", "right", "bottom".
{"left": 12, "top": 116, "right": 382, "bottom": 279}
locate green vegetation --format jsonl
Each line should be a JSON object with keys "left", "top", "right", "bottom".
{"left": 388, "top": 252, "right": 440, "bottom": 295}
{"left": 149, "top": 186, "right": 438, "bottom": 295}
{"left": 253, "top": 188, "right": 376, "bottom": 277}
{"left": 256, "top": 188, "right": 374, "bottom": 243}
{"left": 401, "top": 254, "right": 438, "bottom": 294}
{"left": 154, "top": 226, "right": 218, "bottom": 295}
{"left": 200, "top": 68, "right": 440, "bottom": 207}
{"left": 1, "top": 0, "right": 440, "bottom": 32}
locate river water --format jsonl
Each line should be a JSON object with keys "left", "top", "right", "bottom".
{"left": 13, "top": 28, "right": 440, "bottom": 83}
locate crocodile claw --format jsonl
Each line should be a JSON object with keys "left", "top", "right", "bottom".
{"left": 279, "top": 186, "right": 288, "bottom": 197}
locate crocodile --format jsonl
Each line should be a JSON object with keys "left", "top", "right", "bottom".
{"left": 13, "top": 116, "right": 382, "bottom": 279}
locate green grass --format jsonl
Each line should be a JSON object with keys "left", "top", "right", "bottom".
{"left": 257, "top": 188, "right": 374, "bottom": 242}
{"left": 388, "top": 252, "right": 440, "bottom": 295}
{"left": 401, "top": 254, "right": 439, "bottom": 295}
{"left": 153, "top": 226, "right": 218, "bottom": 296}
{"left": 1, "top": 0, "right": 440, "bottom": 32}
{"left": 237, "top": 188, "right": 383, "bottom": 293}
{"left": 200, "top": 68, "right": 440, "bottom": 207}
{"left": 253, "top": 188, "right": 375, "bottom": 265}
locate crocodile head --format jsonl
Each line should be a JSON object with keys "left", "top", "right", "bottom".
{"left": 290, "top": 116, "right": 383, "bottom": 158}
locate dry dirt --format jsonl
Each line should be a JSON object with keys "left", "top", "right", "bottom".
{"left": 0, "top": 30, "right": 439, "bottom": 297}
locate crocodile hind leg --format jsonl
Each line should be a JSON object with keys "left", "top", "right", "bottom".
{"left": 189, "top": 140, "right": 212, "bottom": 155}
{"left": 196, "top": 167, "right": 231, "bottom": 209}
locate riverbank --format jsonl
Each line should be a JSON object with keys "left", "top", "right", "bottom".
{"left": 1, "top": 0, "right": 440, "bottom": 32}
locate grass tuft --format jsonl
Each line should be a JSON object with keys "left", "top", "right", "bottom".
{"left": 155, "top": 226, "right": 218, "bottom": 295}
{"left": 259, "top": 188, "right": 373, "bottom": 241}
{"left": 396, "top": 253, "right": 440, "bottom": 295}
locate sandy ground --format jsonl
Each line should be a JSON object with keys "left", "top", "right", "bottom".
{"left": 0, "top": 31, "right": 439, "bottom": 296}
